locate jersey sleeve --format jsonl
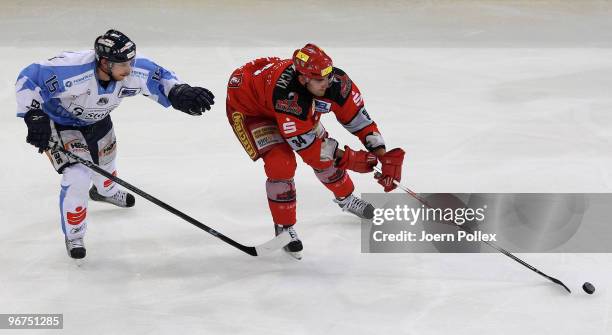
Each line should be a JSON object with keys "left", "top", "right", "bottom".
{"left": 132, "top": 56, "right": 183, "bottom": 108}
{"left": 325, "top": 68, "right": 386, "bottom": 152}
{"left": 15, "top": 63, "right": 65, "bottom": 117}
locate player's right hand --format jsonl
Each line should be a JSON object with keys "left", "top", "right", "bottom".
{"left": 24, "top": 109, "right": 52, "bottom": 153}
{"left": 335, "top": 145, "right": 378, "bottom": 173}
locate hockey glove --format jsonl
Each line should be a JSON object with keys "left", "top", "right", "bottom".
{"left": 376, "top": 148, "right": 405, "bottom": 192}
{"left": 335, "top": 146, "right": 378, "bottom": 173}
{"left": 168, "top": 84, "right": 215, "bottom": 115}
{"left": 24, "top": 109, "right": 52, "bottom": 153}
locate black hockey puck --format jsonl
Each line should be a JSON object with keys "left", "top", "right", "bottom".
{"left": 582, "top": 282, "right": 595, "bottom": 294}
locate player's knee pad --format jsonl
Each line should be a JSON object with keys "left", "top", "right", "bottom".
{"left": 263, "top": 146, "right": 297, "bottom": 180}
{"left": 266, "top": 178, "right": 296, "bottom": 225}
{"left": 314, "top": 166, "right": 355, "bottom": 198}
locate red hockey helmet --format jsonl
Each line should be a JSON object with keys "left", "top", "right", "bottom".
{"left": 292, "top": 43, "right": 333, "bottom": 79}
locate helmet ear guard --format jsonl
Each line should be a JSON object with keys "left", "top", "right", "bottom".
{"left": 292, "top": 43, "right": 333, "bottom": 79}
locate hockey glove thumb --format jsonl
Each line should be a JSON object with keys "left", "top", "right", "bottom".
{"left": 335, "top": 146, "right": 378, "bottom": 173}
{"left": 24, "top": 109, "right": 52, "bottom": 153}
{"left": 375, "top": 148, "right": 405, "bottom": 192}
{"left": 169, "top": 84, "right": 215, "bottom": 115}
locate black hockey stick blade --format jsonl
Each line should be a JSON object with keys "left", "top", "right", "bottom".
{"left": 547, "top": 276, "right": 572, "bottom": 293}
{"left": 53, "top": 143, "right": 290, "bottom": 256}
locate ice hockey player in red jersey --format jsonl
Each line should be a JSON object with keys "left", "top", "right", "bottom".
{"left": 225, "top": 44, "right": 405, "bottom": 259}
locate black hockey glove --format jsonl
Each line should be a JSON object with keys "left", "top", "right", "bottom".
{"left": 24, "top": 109, "right": 52, "bottom": 153}
{"left": 168, "top": 84, "right": 215, "bottom": 115}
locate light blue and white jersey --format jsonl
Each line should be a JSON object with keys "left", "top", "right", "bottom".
{"left": 15, "top": 50, "right": 182, "bottom": 126}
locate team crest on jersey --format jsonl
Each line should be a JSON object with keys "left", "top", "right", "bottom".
{"left": 336, "top": 73, "right": 352, "bottom": 99}
{"left": 313, "top": 99, "right": 331, "bottom": 113}
{"left": 118, "top": 87, "right": 141, "bottom": 98}
{"left": 97, "top": 97, "right": 109, "bottom": 106}
{"left": 228, "top": 74, "right": 242, "bottom": 88}
{"left": 275, "top": 92, "right": 303, "bottom": 116}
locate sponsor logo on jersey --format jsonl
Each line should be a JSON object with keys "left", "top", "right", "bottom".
{"left": 275, "top": 92, "right": 303, "bottom": 116}
{"left": 131, "top": 69, "right": 148, "bottom": 80}
{"left": 228, "top": 73, "right": 242, "bottom": 88}
{"left": 231, "top": 112, "right": 257, "bottom": 160}
{"left": 313, "top": 99, "right": 331, "bottom": 113}
{"left": 66, "top": 206, "right": 87, "bottom": 225}
{"left": 69, "top": 102, "right": 116, "bottom": 121}
{"left": 282, "top": 121, "right": 297, "bottom": 134}
{"left": 118, "top": 87, "right": 141, "bottom": 98}
{"left": 63, "top": 71, "right": 94, "bottom": 88}
{"left": 97, "top": 97, "right": 109, "bottom": 106}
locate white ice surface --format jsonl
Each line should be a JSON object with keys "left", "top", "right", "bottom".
{"left": 1, "top": 1, "right": 611, "bottom": 334}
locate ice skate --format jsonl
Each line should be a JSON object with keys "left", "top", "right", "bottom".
{"left": 65, "top": 237, "right": 86, "bottom": 259}
{"left": 275, "top": 224, "right": 303, "bottom": 260}
{"left": 334, "top": 193, "right": 375, "bottom": 220}
{"left": 89, "top": 185, "right": 135, "bottom": 208}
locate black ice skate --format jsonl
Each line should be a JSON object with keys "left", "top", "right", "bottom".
{"left": 275, "top": 224, "right": 303, "bottom": 260}
{"left": 65, "top": 237, "right": 86, "bottom": 259}
{"left": 334, "top": 194, "right": 375, "bottom": 220}
{"left": 89, "top": 185, "right": 135, "bottom": 208}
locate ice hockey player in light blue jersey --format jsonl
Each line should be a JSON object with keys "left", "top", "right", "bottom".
{"left": 15, "top": 29, "right": 215, "bottom": 260}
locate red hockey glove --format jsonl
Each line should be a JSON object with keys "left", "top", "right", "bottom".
{"left": 376, "top": 148, "right": 405, "bottom": 192}
{"left": 335, "top": 146, "right": 378, "bottom": 173}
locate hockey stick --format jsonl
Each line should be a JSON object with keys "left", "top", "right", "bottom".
{"left": 373, "top": 166, "right": 571, "bottom": 293}
{"left": 53, "top": 143, "right": 291, "bottom": 256}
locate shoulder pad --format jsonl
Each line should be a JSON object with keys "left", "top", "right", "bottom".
{"left": 324, "top": 67, "right": 352, "bottom": 106}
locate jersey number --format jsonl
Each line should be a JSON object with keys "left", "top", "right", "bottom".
{"left": 291, "top": 136, "right": 307, "bottom": 148}
{"left": 45, "top": 75, "right": 59, "bottom": 93}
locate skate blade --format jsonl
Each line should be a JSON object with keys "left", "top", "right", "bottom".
{"left": 73, "top": 258, "right": 85, "bottom": 267}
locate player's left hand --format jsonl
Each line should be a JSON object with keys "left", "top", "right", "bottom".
{"left": 375, "top": 148, "right": 405, "bottom": 192}
{"left": 168, "top": 84, "right": 215, "bottom": 115}
{"left": 335, "top": 145, "right": 378, "bottom": 173}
